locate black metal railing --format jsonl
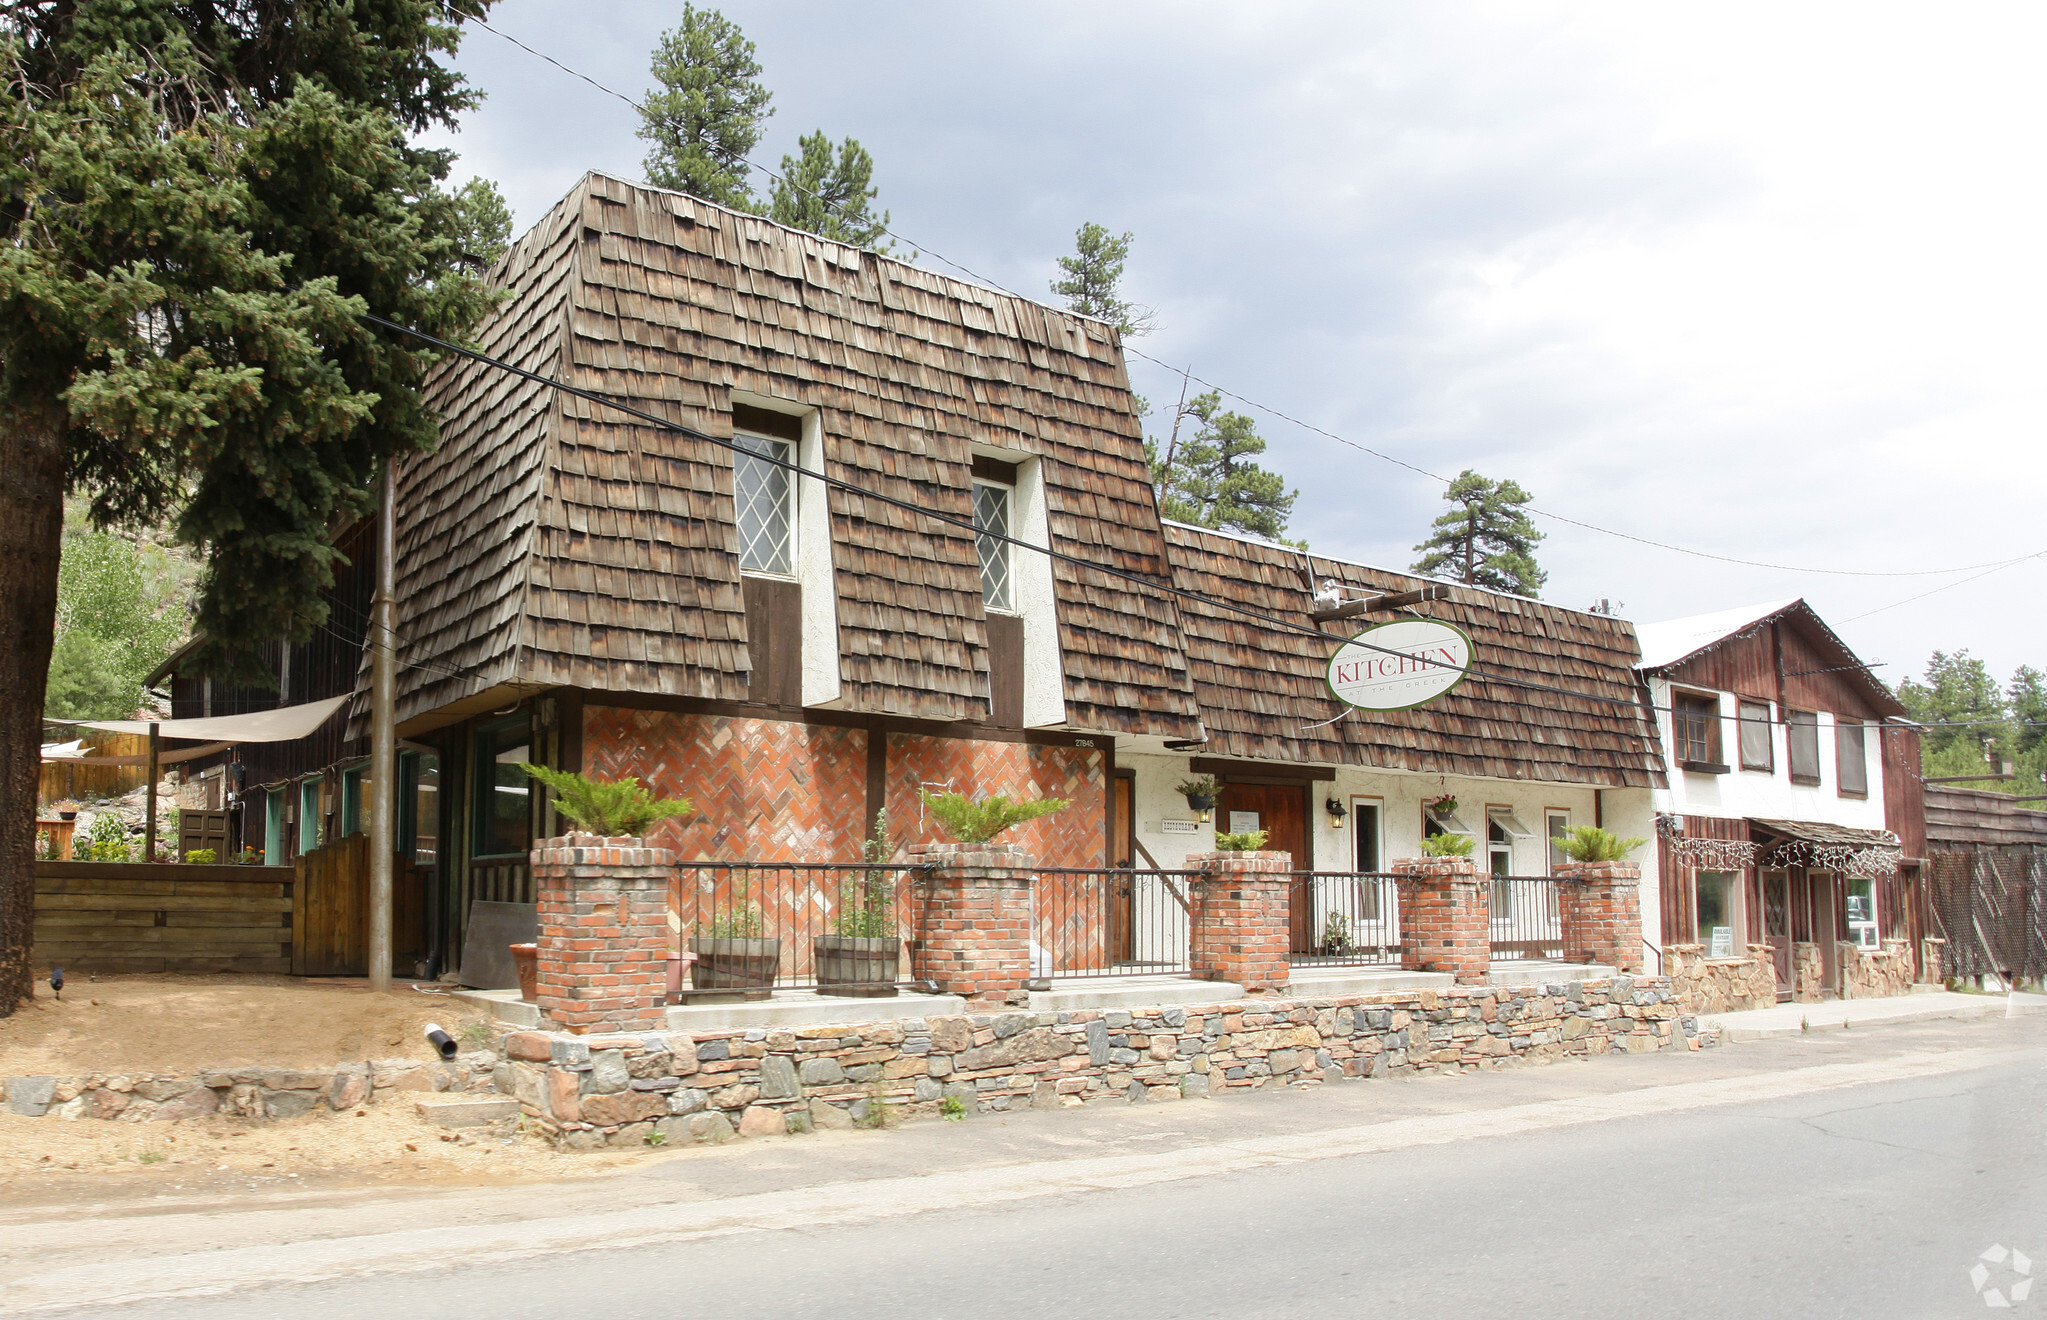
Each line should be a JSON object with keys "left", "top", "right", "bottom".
{"left": 1489, "top": 875, "right": 1564, "bottom": 961}
{"left": 1034, "top": 868, "right": 1197, "bottom": 978}
{"left": 671, "top": 863, "right": 930, "bottom": 999}
{"left": 1289, "top": 872, "right": 1403, "bottom": 966}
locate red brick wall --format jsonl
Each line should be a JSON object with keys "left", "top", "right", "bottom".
{"left": 582, "top": 708, "right": 868, "bottom": 862}
{"left": 886, "top": 735, "right": 1105, "bottom": 867}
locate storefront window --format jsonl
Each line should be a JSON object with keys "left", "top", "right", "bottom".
{"left": 1697, "top": 871, "right": 1736, "bottom": 957}
{"left": 1846, "top": 878, "right": 1879, "bottom": 949}
{"left": 472, "top": 715, "right": 531, "bottom": 858}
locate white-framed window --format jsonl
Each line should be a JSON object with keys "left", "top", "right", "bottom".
{"left": 1350, "top": 797, "right": 1383, "bottom": 873}
{"left": 1696, "top": 870, "right": 1738, "bottom": 957}
{"left": 973, "top": 480, "right": 1014, "bottom": 612}
{"left": 1846, "top": 877, "right": 1879, "bottom": 949}
{"left": 733, "top": 430, "right": 795, "bottom": 576}
{"left": 1545, "top": 810, "right": 1571, "bottom": 875}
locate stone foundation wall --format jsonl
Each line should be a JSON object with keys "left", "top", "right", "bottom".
{"left": 1840, "top": 939, "right": 1915, "bottom": 999}
{"left": 497, "top": 977, "right": 1709, "bottom": 1151}
{"left": 1793, "top": 943, "right": 1826, "bottom": 1002}
{"left": 2, "top": 1053, "right": 498, "bottom": 1121}
{"left": 1666, "top": 943, "right": 1778, "bottom": 1014}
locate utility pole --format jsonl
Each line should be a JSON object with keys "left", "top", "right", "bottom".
{"left": 367, "top": 459, "right": 396, "bottom": 992}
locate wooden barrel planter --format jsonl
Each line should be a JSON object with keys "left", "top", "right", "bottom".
{"left": 687, "top": 936, "right": 782, "bottom": 1001}
{"left": 815, "top": 935, "right": 900, "bottom": 997}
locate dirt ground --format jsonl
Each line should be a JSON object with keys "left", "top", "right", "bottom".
{"left": 0, "top": 973, "right": 495, "bottom": 1075}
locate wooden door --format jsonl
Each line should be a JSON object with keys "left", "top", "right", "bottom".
{"left": 1217, "top": 782, "right": 1309, "bottom": 950}
{"left": 1109, "top": 776, "right": 1134, "bottom": 961}
{"left": 1762, "top": 869, "right": 1793, "bottom": 1000}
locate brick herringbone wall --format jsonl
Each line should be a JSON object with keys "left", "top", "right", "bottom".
{"left": 582, "top": 708, "right": 868, "bottom": 862}
{"left": 886, "top": 735, "right": 1105, "bottom": 868}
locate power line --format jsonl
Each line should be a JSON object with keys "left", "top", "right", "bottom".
{"left": 466, "top": 16, "right": 2042, "bottom": 587}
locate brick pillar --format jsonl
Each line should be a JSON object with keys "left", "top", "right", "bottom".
{"left": 1555, "top": 861, "right": 1643, "bottom": 974}
{"left": 532, "top": 834, "right": 673, "bottom": 1034}
{"left": 1392, "top": 857, "right": 1490, "bottom": 985}
{"left": 911, "top": 842, "right": 1034, "bottom": 1005}
{"left": 1188, "top": 850, "right": 1292, "bottom": 995}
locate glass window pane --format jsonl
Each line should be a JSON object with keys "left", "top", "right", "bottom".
{"left": 1738, "top": 701, "right": 1773, "bottom": 771}
{"left": 733, "top": 433, "right": 794, "bottom": 575}
{"left": 402, "top": 751, "right": 439, "bottom": 866}
{"left": 1846, "top": 878, "right": 1878, "bottom": 949}
{"left": 974, "top": 482, "right": 1013, "bottom": 612}
{"left": 474, "top": 718, "right": 530, "bottom": 857}
{"left": 1546, "top": 812, "right": 1570, "bottom": 875}
{"left": 1697, "top": 871, "right": 1735, "bottom": 956}
{"left": 1353, "top": 802, "right": 1380, "bottom": 873}
{"left": 1836, "top": 721, "right": 1868, "bottom": 795}
{"left": 1788, "top": 711, "right": 1821, "bottom": 781}
{"left": 265, "top": 789, "right": 285, "bottom": 866}
{"left": 298, "top": 777, "right": 323, "bottom": 854}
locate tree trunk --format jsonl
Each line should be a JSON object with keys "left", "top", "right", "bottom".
{"left": 0, "top": 398, "right": 67, "bottom": 1016}
{"left": 1463, "top": 510, "right": 1477, "bottom": 585}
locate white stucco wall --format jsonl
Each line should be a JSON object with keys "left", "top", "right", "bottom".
{"left": 1644, "top": 676, "right": 1885, "bottom": 830}
{"left": 1009, "top": 456, "right": 1066, "bottom": 729}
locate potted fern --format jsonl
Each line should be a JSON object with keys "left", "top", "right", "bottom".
{"left": 817, "top": 811, "right": 902, "bottom": 997}
{"left": 1419, "top": 831, "right": 1476, "bottom": 858}
{"left": 1551, "top": 826, "right": 1646, "bottom": 868}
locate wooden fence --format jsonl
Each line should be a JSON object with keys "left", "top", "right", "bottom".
{"left": 32, "top": 860, "right": 295, "bottom": 974}
{"left": 292, "top": 833, "right": 429, "bottom": 977}
{"left": 37, "top": 731, "right": 154, "bottom": 805}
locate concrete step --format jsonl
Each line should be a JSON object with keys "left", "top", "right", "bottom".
{"left": 1027, "top": 977, "right": 1246, "bottom": 1012}
{"left": 1701, "top": 989, "right": 2019, "bottom": 1041}
{"left": 1285, "top": 968, "right": 1456, "bottom": 996}
{"left": 448, "top": 987, "right": 540, "bottom": 1029}
{"left": 1485, "top": 962, "right": 1615, "bottom": 987}
{"left": 414, "top": 1095, "right": 519, "bottom": 1127}
{"left": 665, "top": 990, "right": 967, "bottom": 1031}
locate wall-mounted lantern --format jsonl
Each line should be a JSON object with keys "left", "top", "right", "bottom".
{"left": 1325, "top": 797, "right": 1348, "bottom": 830}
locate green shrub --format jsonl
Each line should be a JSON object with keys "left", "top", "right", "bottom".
{"left": 1553, "top": 826, "right": 1646, "bottom": 863}
{"left": 1213, "top": 829, "right": 1268, "bottom": 851}
{"left": 519, "top": 764, "right": 693, "bottom": 837}
{"left": 1420, "top": 832, "right": 1476, "bottom": 858}
{"left": 918, "top": 789, "right": 1071, "bottom": 844}
{"left": 84, "top": 812, "right": 131, "bottom": 862}
{"left": 184, "top": 848, "right": 216, "bottom": 864}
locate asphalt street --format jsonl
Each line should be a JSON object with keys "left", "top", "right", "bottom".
{"left": 29, "top": 1012, "right": 2047, "bottom": 1320}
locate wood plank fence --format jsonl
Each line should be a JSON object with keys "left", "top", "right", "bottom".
{"left": 36, "top": 731, "right": 153, "bottom": 804}
{"left": 292, "top": 833, "right": 429, "bottom": 977}
{"left": 32, "top": 860, "right": 295, "bottom": 974}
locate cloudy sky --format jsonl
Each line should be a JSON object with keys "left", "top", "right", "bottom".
{"left": 423, "top": 1, "right": 2047, "bottom": 683}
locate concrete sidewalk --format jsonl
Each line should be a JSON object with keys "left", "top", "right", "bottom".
{"left": 1699, "top": 989, "right": 2040, "bottom": 1041}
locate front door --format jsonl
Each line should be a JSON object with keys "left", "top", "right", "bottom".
{"left": 1762, "top": 869, "right": 1793, "bottom": 1001}
{"left": 1216, "top": 781, "right": 1310, "bottom": 950}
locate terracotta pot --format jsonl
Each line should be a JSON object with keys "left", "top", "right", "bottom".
{"left": 509, "top": 942, "right": 538, "bottom": 1003}
{"left": 815, "top": 935, "right": 900, "bottom": 998}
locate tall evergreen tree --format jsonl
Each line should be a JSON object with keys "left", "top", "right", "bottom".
{"left": 0, "top": 1, "right": 502, "bottom": 1015}
{"left": 1149, "top": 392, "right": 1299, "bottom": 544}
{"left": 1410, "top": 470, "right": 1547, "bottom": 597}
{"left": 2010, "top": 666, "right": 2047, "bottom": 764}
{"left": 1050, "top": 222, "right": 1153, "bottom": 337}
{"left": 768, "top": 131, "right": 892, "bottom": 250}
{"left": 637, "top": 5, "right": 773, "bottom": 209}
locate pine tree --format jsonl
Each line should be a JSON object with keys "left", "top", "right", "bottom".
{"left": 1896, "top": 651, "right": 2006, "bottom": 770}
{"left": 1050, "top": 222, "right": 1153, "bottom": 337}
{"left": 768, "top": 131, "right": 892, "bottom": 250}
{"left": 637, "top": 5, "right": 773, "bottom": 209}
{"left": 1410, "top": 470, "right": 1547, "bottom": 597}
{"left": 2010, "top": 666, "right": 2046, "bottom": 763}
{"left": 451, "top": 177, "right": 515, "bottom": 267}
{"left": 0, "top": 1, "right": 501, "bottom": 1016}
{"left": 1149, "top": 392, "right": 1300, "bottom": 544}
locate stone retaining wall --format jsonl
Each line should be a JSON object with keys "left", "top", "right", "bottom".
{"left": 497, "top": 977, "right": 1710, "bottom": 1150}
{"left": 2, "top": 1052, "right": 499, "bottom": 1121}
{"left": 1666, "top": 943, "right": 1778, "bottom": 1014}
{"left": 1840, "top": 939, "right": 1915, "bottom": 1000}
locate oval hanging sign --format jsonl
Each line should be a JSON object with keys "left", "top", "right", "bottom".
{"left": 1325, "top": 618, "right": 1474, "bottom": 711}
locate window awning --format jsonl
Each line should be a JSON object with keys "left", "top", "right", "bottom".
{"left": 1747, "top": 819, "right": 1897, "bottom": 848}
{"left": 1488, "top": 810, "right": 1536, "bottom": 839}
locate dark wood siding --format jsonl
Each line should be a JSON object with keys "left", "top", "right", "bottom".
{"left": 1883, "top": 724, "right": 1927, "bottom": 858}
{"left": 742, "top": 577, "right": 802, "bottom": 708}
{"left": 985, "top": 613, "right": 1024, "bottom": 728}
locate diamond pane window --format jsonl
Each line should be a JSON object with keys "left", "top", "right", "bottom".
{"left": 734, "top": 432, "right": 794, "bottom": 576}
{"left": 974, "top": 481, "right": 1013, "bottom": 612}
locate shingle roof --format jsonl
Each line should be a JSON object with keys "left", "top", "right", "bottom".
{"left": 392, "top": 173, "right": 1200, "bottom": 735}
{"left": 1161, "top": 523, "right": 1665, "bottom": 788}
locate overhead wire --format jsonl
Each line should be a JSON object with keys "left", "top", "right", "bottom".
{"left": 466, "top": 16, "right": 2042, "bottom": 586}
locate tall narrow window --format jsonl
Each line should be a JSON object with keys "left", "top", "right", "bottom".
{"left": 1787, "top": 710, "right": 1821, "bottom": 784}
{"left": 1845, "top": 877, "right": 1879, "bottom": 948}
{"left": 973, "top": 480, "right": 1014, "bottom": 612}
{"left": 472, "top": 715, "right": 531, "bottom": 858}
{"left": 298, "top": 776, "right": 324, "bottom": 855}
{"left": 733, "top": 431, "right": 795, "bottom": 576}
{"left": 400, "top": 750, "right": 440, "bottom": 866}
{"left": 1352, "top": 799, "right": 1382, "bottom": 873}
{"left": 1835, "top": 719, "right": 1868, "bottom": 797}
{"left": 1738, "top": 700, "right": 1774, "bottom": 772}
{"left": 1696, "top": 871, "right": 1737, "bottom": 956}
{"left": 264, "top": 788, "right": 285, "bottom": 866}
{"left": 1546, "top": 811, "right": 1571, "bottom": 875}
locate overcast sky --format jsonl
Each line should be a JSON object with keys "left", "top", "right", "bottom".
{"left": 422, "top": 1, "right": 2047, "bottom": 684}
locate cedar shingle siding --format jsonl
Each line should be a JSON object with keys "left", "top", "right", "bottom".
{"left": 394, "top": 173, "right": 1201, "bottom": 736}
{"left": 1164, "top": 524, "right": 1665, "bottom": 788}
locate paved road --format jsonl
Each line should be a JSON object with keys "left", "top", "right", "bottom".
{"left": 27, "top": 1012, "right": 2047, "bottom": 1320}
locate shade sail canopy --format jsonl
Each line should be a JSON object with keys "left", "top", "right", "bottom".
{"left": 43, "top": 695, "right": 348, "bottom": 744}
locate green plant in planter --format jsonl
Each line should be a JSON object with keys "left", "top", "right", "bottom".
{"left": 519, "top": 764, "right": 693, "bottom": 836}
{"left": 918, "top": 789, "right": 1071, "bottom": 844}
{"left": 1553, "top": 826, "right": 1646, "bottom": 863}
{"left": 1321, "top": 911, "right": 1356, "bottom": 957}
{"left": 1213, "top": 829, "right": 1268, "bottom": 851}
{"left": 1175, "top": 774, "right": 1220, "bottom": 803}
{"left": 1419, "top": 831, "right": 1476, "bottom": 858}
{"left": 698, "top": 898, "right": 765, "bottom": 939}
{"left": 184, "top": 848, "right": 216, "bottom": 864}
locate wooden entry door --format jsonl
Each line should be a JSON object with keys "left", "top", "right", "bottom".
{"left": 1216, "top": 781, "right": 1309, "bottom": 949}
{"left": 1109, "top": 776, "right": 1135, "bottom": 961}
{"left": 1762, "top": 869, "right": 1793, "bottom": 1000}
